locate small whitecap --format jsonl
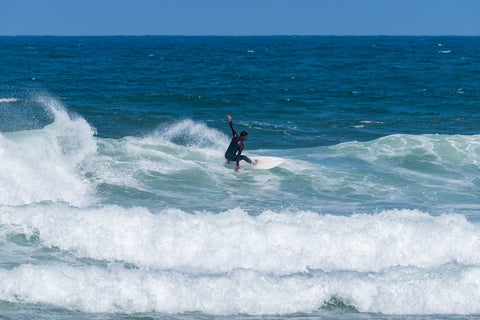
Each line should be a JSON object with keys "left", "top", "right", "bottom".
{"left": 360, "top": 120, "right": 383, "bottom": 124}
{"left": 0, "top": 98, "right": 18, "bottom": 103}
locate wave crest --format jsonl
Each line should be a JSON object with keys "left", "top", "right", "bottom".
{"left": 0, "top": 96, "right": 97, "bottom": 207}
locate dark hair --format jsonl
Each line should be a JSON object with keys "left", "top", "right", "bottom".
{"left": 240, "top": 131, "right": 248, "bottom": 137}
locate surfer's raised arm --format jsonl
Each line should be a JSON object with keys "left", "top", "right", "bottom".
{"left": 227, "top": 115, "right": 237, "bottom": 137}
{"left": 224, "top": 115, "right": 252, "bottom": 171}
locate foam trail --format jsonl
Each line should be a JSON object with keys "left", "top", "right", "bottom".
{"left": 90, "top": 121, "right": 229, "bottom": 191}
{"left": 0, "top": 96, "right": 97, "bottom": 206}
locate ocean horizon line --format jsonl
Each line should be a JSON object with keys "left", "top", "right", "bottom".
{"left": 1, "top": 34, "right": 479, "bottom": 38}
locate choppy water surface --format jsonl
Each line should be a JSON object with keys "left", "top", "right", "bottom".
{"left": 1, "top": 36, "right": 480, "bottom": 319}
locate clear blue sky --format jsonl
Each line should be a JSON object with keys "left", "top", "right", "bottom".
{"left": 1, "top": 0, "right": 479, "bottom": 36}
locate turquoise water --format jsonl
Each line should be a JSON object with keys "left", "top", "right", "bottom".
{"left": 1, "top": 36, "right": 480, "bottom": 319}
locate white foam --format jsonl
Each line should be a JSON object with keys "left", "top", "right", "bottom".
{"left": 2, "top": 205, "right": 480, "bottom": 275}
{"left": 0, "top": 96, "right": 97, "bottom": 207}
{"left": 1, "top": 262, "right": 480, "bottom": 315}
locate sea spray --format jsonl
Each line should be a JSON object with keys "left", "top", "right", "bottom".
{"left": 0, "top": 96, "right": 97, "bottom": 206}
{"left": 150, "top": 119, "right": 229, "bottom": 151}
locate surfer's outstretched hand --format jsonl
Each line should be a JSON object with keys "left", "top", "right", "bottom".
{"left": 227, "top": 115, "right": 232, "bottom": 122}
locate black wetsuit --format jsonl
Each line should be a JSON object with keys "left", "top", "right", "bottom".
{"left": 225, "top": 120, "right": 252, "bottom": 166}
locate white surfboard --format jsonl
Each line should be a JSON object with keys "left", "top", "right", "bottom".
{"left": 240, "top": 156, "right": 284, "bottom": 169}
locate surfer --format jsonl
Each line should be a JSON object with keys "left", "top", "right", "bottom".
{"left": 225, "top": 115, "right": 253, "bottom": 171}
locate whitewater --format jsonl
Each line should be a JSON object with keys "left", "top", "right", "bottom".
{"left": 0, "top": 95, "right": 479, "bottom": 318}
{"left": 1, "top": 35, "right": 480, "bottom": 320}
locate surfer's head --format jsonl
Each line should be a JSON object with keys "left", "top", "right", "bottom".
{"left": 240, "top": 131, "right": 248, "bottom": 140}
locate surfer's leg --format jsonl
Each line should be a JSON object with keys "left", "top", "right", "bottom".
{"left": 240, "top": 155, "right": 252, "bottom": 164}
{"left": 225, "top": 154, "right": 236, "bottom": 163}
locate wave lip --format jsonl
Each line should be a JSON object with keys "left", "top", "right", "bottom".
{"left": 0, "top": 96, "right": 97, "bottom": 207}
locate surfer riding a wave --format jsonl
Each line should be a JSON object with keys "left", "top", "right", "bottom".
{"left": 224, "top": 115, "right": 256, "bottom": 171}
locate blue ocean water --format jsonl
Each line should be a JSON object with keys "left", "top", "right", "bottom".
{"left": 1, "top": 36, "right": 480, "bottom": 319}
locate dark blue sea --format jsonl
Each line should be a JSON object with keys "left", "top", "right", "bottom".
{"left": 1, "top": 36, "right": 480, "bottom": 319}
